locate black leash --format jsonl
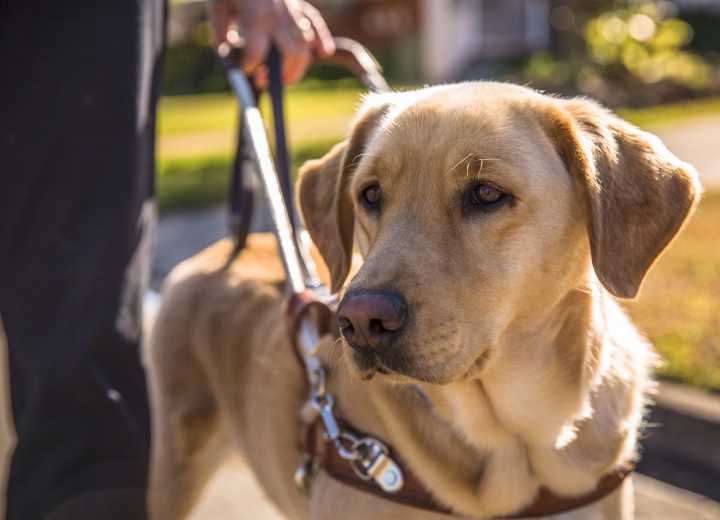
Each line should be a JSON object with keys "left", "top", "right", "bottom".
{"left": 227, "top": 45, "right": 296, "bottom": 260}
{"left": 228, "top": 105, "right": 256, "bottom": 253}
{"left": 267, "top": 46, "right": 297, "bottom": 229}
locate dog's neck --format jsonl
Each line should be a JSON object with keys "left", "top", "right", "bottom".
{"left": 432, "top": 282, "right": 608, "bottom": 446}
{"left": 345, "top": 278, "right": 651, "bottom": 518}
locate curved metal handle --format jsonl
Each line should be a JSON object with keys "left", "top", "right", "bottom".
{"left": 219, "top": 37, "right": 390, "bottom": 93}
{"left": 322, "top": 37, "right": 389, "bottom": 93}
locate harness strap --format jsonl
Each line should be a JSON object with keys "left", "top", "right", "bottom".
{"left": 227, "top": 104, "right": 256, "bottom": 254}
{"left": 312, "top": 422, "right": 634, "bottom": 519}
{"left": 223, "top": 37, "right": 388, "bottom": 261}
{"left": 311, "top": 421, "right": 450, "bottom": 513}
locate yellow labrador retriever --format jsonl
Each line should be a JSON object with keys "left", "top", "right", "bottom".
{"left": 148, "top": 82, "right": 701, "bottom": 520}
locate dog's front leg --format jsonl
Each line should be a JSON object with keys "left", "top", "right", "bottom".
{"left": 146, "top": 311, "right": 228, "bottom": 520}
{"left": 148, "top": 363, "right": 227, "bottom": 520}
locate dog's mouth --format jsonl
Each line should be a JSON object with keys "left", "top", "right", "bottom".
{"left": 345, "top": 345, "right": 457, "bottom": 384}
{"left": 346, "top": 341, "right": 493, "bottom": 385}
{"left": 347, "top": 348, "right": 386, "bottom": 380}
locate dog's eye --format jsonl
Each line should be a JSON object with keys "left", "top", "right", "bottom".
{"left": 359, "top": 184, "right": 382, "bottom": 211}
{"left": 463, "top": 182, "right": 509, "bottom": 215}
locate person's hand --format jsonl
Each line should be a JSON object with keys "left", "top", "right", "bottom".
{"left": 209, "top": 0, "right": 335, "bottom": 86}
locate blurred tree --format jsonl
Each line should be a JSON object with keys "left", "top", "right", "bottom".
{"left": 164, "top": 20, "right": 228, "bottom": 95}
{"left": 524, "top": 0, "right": 719, "bottom": 106}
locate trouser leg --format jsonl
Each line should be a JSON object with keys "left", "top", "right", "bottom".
{"left": 0, "top": 1, "right": 166, "bottom": 518}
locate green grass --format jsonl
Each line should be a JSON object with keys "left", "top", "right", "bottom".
{"left": 158, "top": 153, "right": 231, "bottom": 211}
{"left": 626, "top": 193, "right": 720, "bottom": 391}
{"left": 618, "top": 97, "right": 720, "bottom": 129}
{"left": 157, "top": 140, "right": 337, "bottom": 211}
{"left": 159, "top": 84, "right": 363, "bottom": 137}
{"left": 156, "top": 82, "right": 363, "bottom": 211}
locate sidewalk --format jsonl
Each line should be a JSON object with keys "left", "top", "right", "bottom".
{"left": 152, "top": 203, "right": 273, "bottom": 286}
{"left": 189, "top": 458, "right": 720, "bottom": 520}
{"left": 655, "top": 117, "right": 720, "bottom": 189}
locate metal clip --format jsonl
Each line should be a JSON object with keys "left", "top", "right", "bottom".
{"left": 351, "top": 438, "right": 404, "bottom": 493}
{"left": 294, "top": 454, "right": 316, "bottom": 494}
{"left": 309, "top": 365, "right": 326, "bottom": 399}
{"left": 306, "top": 369, "right": 403, "bottom": 494}
{"left": 312, "top": 395, "right": 341, "bottom": 442}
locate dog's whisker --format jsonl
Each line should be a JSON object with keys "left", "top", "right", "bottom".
{"left": 445, "top": 152, "right": 475, "bottom": 177}
{"left": 445, "top": 154, "right": 503, "bottom": 179}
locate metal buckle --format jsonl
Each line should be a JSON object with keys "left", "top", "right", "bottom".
{"left": 309, "top": 390, "right": 404, "bottom": 494}
{"left": 294, "top": 454, "right": 317, "bottom": 495}
{"left": 349, "top": 437, "right": 404, "bottom": 493}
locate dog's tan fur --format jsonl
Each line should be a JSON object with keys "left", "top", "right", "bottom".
{"left": 148, "top": 82, "right": 701, "bottom": 519}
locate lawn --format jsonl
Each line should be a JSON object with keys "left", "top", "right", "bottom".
{"left": 156, "top": 86, "right": 720, "bottom": 391}
{"left": 157, "top": 81, "right": 363, "bottom": 211}
{"left": 626, "top": 193, "right": 720, "bottom": 391}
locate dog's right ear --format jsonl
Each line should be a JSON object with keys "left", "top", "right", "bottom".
{"left": 298, "top": 98, "right": 390, "bottom": 293}
{"left": 541, "top": 97, "right": 701, "bottom": 298}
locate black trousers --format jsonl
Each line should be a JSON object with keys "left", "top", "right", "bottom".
{"left": 0, "top": 2, "right": 165, "bottom": 518}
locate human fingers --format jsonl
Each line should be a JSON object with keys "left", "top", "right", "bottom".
{"left": 302, "top": 3, "right": 335, "bottom": 58}
{"left": 274, "top": 15, "right": 312, "bottom": 84}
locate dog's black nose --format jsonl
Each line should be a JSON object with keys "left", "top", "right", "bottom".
{"left": 337, "top": 291, "right": 408, "bottom": 350}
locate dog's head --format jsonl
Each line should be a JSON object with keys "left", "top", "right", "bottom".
{"left": 298, "top": 83, "right": 701, "bottom": 384}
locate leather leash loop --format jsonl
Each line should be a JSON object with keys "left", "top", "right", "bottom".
{"left": 286, "top": 290, "right": 335, "bottom": 358}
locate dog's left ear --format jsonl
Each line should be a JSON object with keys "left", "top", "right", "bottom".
{"left": 542, "top": 97, "right": 702, "bottom": 298}
{"left": 297, "top": 96, "right": 391, "bottom": 293}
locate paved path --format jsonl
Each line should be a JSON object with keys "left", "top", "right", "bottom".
{"left": 152, "top": 203, "right": 273, "bottom": 286}
{"left": 654, "top": 117, "right": 720, "bottom": 189}
{"left": 190, "top": 459, "right": 720, "bottom": 520}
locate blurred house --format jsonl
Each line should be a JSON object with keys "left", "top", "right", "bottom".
{"left": 167, "top": 0, "right": 552, "bottom": 84}
{"left": 166, "top": 0, "right": 720, "bottom": 91}
{"left": 674, "top": 0, "right": 720, "bottom": 12}
{"left": 315, "top": 0, "right": 551, "bottom": 82}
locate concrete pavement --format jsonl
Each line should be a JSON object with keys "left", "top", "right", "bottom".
{"left": 655, "top": 117, "right": 720, "bottom": 189}
{"left": 189, "top": 459, "right": 720, "bottom": 519}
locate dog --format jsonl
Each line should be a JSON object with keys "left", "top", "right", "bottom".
{"left": 147, "top": 82, "right": 701, "bottom": 519}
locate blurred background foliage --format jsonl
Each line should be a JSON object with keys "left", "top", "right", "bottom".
{"left": 164, "top": 0, "right": 720, "bottom": 107}
{"left": 523, "top": 0, "right": 720, "bottom": 106}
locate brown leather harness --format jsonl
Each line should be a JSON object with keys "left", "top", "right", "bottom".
{"left": 287, "top": 291, "right": 634, "bottom": 519}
